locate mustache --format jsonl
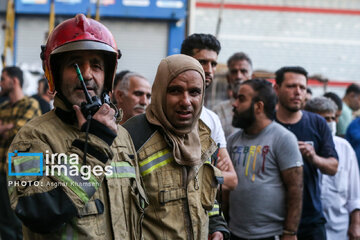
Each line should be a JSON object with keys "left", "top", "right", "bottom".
{"left": 75, "top": 82, "right": 98, "bottom": 92}
{"left": 133, "top": 104, "right": 146, "bottom": 111}
{"left": 205, "top": 73, "right": 212, "bottom": 80}
{"left": 178, "top": 105, "right": 193, "bottom": 111}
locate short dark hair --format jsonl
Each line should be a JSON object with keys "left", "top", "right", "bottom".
{"left": 306, "top": 87, "right": 312, "bottom": 95}
{"left": 180, "top": 33, "right": 221, "bottom": 56}
{"left": 241, "top": 79, "right": 277, "bottom": 120}
{"left": 345, "top": 83, "right": 360, "bottom": 96}
{"left": 275, "top": 66, "right": 308, "bottom": 86}
{"left": 114, "top": 70, "right": 131, "bottom": 89}
{"left": 324, "top": 92, "right": 342, "bottom": 111}
{"left": 38, "top": 77, "right": 49, "bottom": 95}
{"left": 227, "top": 52, "right": 252, "bottom": 68}
{"left": 2, "top": 66, "right": 24, "bottom": 87}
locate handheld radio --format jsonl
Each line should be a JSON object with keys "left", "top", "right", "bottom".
{"left": 73, "top": 63, "right": 114, "bottom": 117}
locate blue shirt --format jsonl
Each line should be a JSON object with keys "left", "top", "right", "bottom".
{"left": 346, "top": 117, "right": 360, "bottom": 170}
{"left": 276, "top": 111, "right": 338, "bottom": 232}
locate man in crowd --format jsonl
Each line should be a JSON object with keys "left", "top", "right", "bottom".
{"left": 275, "top": 66, "right": 338, "bottom": 240}
{"left": 324, "top": 92, "right": 343, "bottom": 123}
{"left": 346, "top": 115, "right": 360, "bottom": 169}
{"left": 181, "top": 33, "right": 237, "bottom": 190}
{"left": 213, "top": 52, "right": 253, "bottom": 138}
{"left": 8, "top": 14, "right": 146, "bottom": 239}
{"left": 0, "top": 66, "right": 41, "bottom": 240}
{"left": 226, "top": 79, "right": 303, "bottom": 240}
{"left": 32, "top": 77, "right": 53, "bottom": 114}
{"left": 305, "top": 96, "right": 360, "bottom": 240}
{"left": 124, "top": 54, "right": 222, "bottom": 239}
{"left": 181, "top": 34, "right": 236, "bottom": 239}
{"left": 301, "top": 87, "right": 312, "bottom": 109}
{"left": 113, "top": 72, "right": 151, "bottom": 124}
{"left": 338, "top": 83, "right": 360, "bottom": 136}
{"left": 111, "top": 69, "right": 130, "bottom": 104}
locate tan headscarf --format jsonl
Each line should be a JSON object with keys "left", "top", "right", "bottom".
{"left": 146, "top": 54, "right": 205, "bottom": 167}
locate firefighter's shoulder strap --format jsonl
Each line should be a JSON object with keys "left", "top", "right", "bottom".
{"left": 123, "top": 114, "right": 159, "bottom": 152}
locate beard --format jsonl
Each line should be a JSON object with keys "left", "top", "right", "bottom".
{"left": 279, "top": 99, "right": 301, "bottom": 112}
{"left": 284, "top": 104, "right": 301, "bottom": 112}
{"left": 277, "top": 94, "right": 302, "bottom": 113}
{"left": 232, "top": 102, "right": 255, "bottom": 129}
{"left": 0, "top": 80, "right": 13, "bottom": 97}
{"left": 0, "top": 89, "right": 9, "bottom": 97}
{"left": 61, "top": 81, "right": 101, "bottom": 107}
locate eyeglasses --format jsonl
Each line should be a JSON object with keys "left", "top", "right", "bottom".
{"left": 324, "top": 116, "right": 336, "bottom": 121}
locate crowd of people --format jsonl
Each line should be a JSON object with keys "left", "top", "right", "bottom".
{"left": 0, "top": 13, "right": 359, "bottom": 240}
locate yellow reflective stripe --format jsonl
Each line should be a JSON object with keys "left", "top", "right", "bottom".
{"left": 111, "top": 161, "right": 131, "bottom": 167}
{"left": 139, "top": 148, "right": 170, "bottom": 167}
{"left": 208, "top": 203, "right": 220, "bottom": 216}
{"left": 56, "top": 173, "right": 91, "bottom": 203}
{"left": 73, "top": 163, "right": 99, "bottom": 188}
{"left": 107, "top": 161, "right": 136, "bottom": 178}
{"left": 7, "top": 176, "right": 16, "bottom": 195}
{"left": 8, "top": 186, "right": 15, "bottom": 195}
{"left": 142, "top": 157, "right": 173, "bottom": 176}
{"left": 139, "top": 148, "right": 173, "bottom": 176}
{"left": 13, "top": 155, "right": 39, "bottom": 165}
{"left": 208, "top": 211, "right": 219, "bottom": 216}
{"left": 54, "top": 162, "right": 100, "bottom": 203}
{"left": 15, "top": 166, "right": 45, "bottom": 179}
{"left": 13, "top": 155, "right": 42, "bottom": 174}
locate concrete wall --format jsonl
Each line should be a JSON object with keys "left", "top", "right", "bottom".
{"left": 194, "top": 0, "right": 360, "bottom": 82}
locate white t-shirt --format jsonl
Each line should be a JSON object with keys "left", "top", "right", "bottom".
{"left": 320, "top": 136, "right": 360, "bottom": 240}
{"left": 200, "top": 107, "right": 227, "bottom": 148}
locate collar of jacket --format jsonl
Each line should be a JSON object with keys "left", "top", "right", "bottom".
{"left": 54, "top": 94, "right": 77, "bottom": 125}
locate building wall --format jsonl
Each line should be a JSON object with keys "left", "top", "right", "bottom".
{"left": 194, "top": 0, "right": 360, "bottom": 82}
{"left": 1, "top": 0, "right": 187, "bottom": 91}
{"left": 14, "top": 15, "right": 167, "bottom": 84}
{"left": 103, "top": 18, "right": 168, "bottom": 81}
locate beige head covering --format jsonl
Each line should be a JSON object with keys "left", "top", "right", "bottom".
{"left": 146, "top": 54, "right": 205, "bottom": 166}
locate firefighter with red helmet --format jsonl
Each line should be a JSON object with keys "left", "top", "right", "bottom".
{"left": 7, "top": 14, "right": 147, "bottom": 239}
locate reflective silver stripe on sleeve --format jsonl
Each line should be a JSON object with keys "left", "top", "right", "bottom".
{"left": 140, "top": 151, "right": 172, "bottom": 174}
{"left": 13, "top": 157, "right": 41, "bottom": 173}
{"left": 106, "top": 162, "right": 136, "bottom": 178}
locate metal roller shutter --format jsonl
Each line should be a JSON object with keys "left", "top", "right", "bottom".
{"left": 16, "top": 16, "right": 168, "bottom": 85}
{"left": 103, "top": 19, "right": 168, "bottom": 83}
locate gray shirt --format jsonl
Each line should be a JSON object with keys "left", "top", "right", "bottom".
{"left": 227, "top": 121, "right": 303, "bottom": 239}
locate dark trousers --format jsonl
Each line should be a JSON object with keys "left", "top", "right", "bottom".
{"left": 297, "top": 223, "right": 327, "bottom": 240}
{"left": 231, "top": 233, "right": 279, "bottom": 240}
{"left": 0, "top": 173, "right": 22, "bottom": 240}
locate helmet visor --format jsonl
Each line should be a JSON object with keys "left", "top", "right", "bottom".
{"left": 51, "top": 40, "right": 117, "bottom": 56}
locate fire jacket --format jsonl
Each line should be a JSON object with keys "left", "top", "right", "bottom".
{"left": 7, "top": 96, "right": 147, "bottom": 240}
{"left": 124, "top": 114, "right": 223, "bottom": 240}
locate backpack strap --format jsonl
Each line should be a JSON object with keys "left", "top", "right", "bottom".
{"left": 123, "top": 114, "right": 159, "bottom": 152}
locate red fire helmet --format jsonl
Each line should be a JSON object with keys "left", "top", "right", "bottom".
{"left": 41, "top": 13, "right": 121, "bottom": 93}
